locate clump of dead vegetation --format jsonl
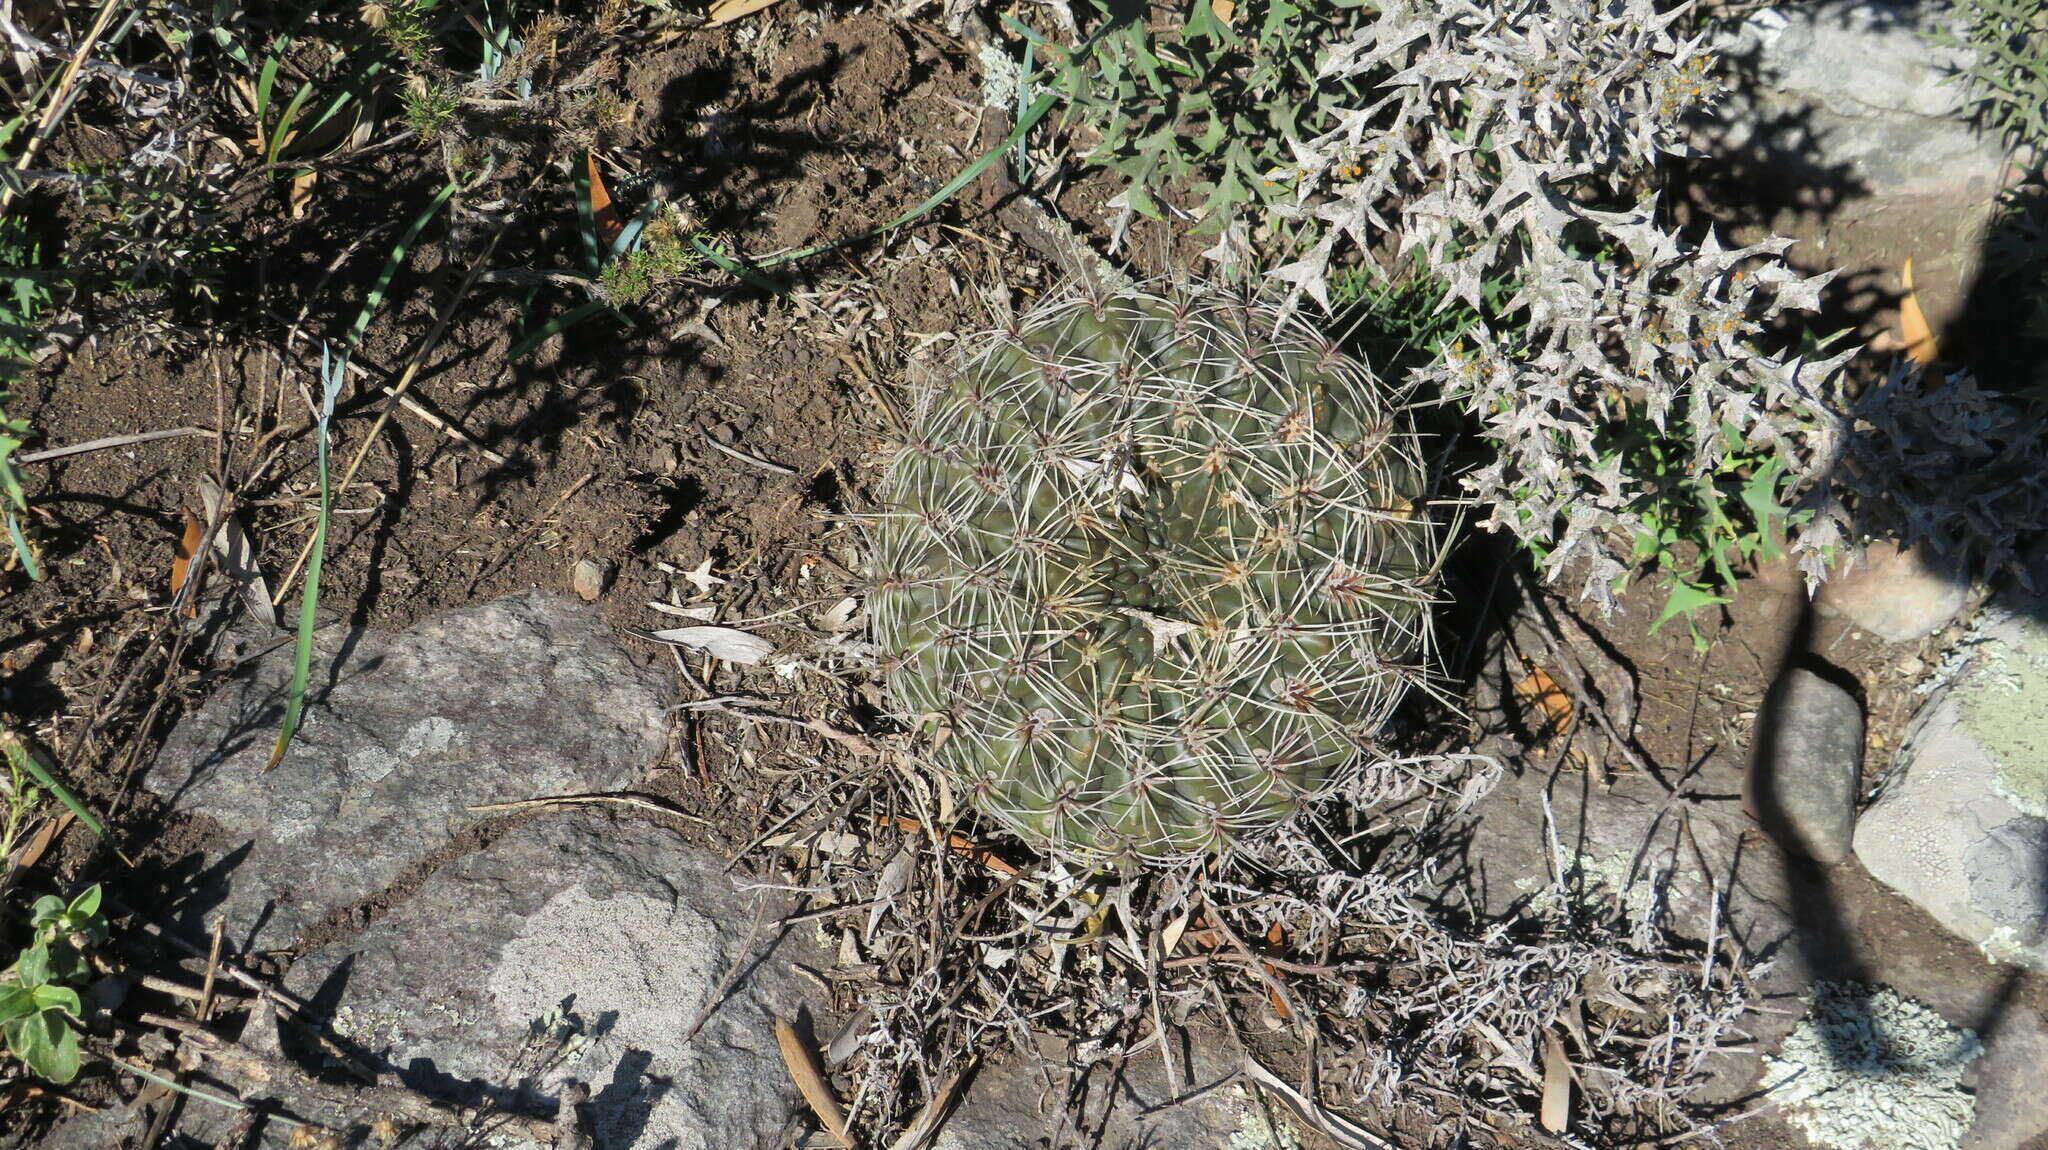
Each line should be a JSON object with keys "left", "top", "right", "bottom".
{"left": 732, "top": 694, "right": 1761, "bottom": 1148}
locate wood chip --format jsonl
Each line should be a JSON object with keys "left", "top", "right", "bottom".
{"left": 1898, "top": 256, "right": 1937, "bottom": 365}
{"left": 1511, "top": 664, "right": 1574, "bottom": 738}
{"left": 170, "top": 510, "right": 203, "bottom": 618}
{"left": 586, "top": 152, "right": 623, "bottom": 249}
{"left": 876, "top": 815, "right": 1020, "bottom": 876}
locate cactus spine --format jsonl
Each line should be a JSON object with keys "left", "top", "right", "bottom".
{"left": 870, "top": 280, "right": 1439, "bottom": 865}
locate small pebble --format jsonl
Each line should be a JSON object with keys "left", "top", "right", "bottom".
{"left": 571, "top": 559, "right": 613, "bottom": 602}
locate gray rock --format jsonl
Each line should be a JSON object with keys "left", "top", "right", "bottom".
{"left": 936, "top": 1032, "right": 1272, "bottom": 1150}
{"left": 1709, "top": 1, "right": 2007, "bottom": 199}
{"left": 1700, "top": 0, "right": 2009, "bottom": 332}
{"left": 1815, "top": 540, "right": 1971, "bottom": 643}
{"left": 1751, "top": 667, "right": 1864, "bottom": 864}
{"left": 277, "top": 810, "right": 818, "bottom": 1149}
{"left": 1856, "top": 604, "right": 2048, "bottom": 968}
{"left": 147, "top": 592, "right": 672, "bottom": 950}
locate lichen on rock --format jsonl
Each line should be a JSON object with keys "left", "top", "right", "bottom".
{"left": 1763, "top": 982, "right": 1982, "bottom": 1150}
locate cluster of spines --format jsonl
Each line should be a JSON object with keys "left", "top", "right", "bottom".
{"left": 869, "top": 280, "right": 1441, "bottom": 865}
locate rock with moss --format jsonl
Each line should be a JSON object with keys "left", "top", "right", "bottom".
{"left": 1855, "top": 600, "right": 2048, "bottom": 968}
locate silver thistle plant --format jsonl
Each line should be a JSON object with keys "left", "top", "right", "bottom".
{"left": 1187, "top": 0, "right": 1855, "bottom": 612}
{"left": 867, "top": 278, "right": 1442, "bottom": 866}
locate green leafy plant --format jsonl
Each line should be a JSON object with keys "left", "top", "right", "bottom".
{"left": 1034, "top": 0, "right": 1852, "bottom": 623}
{"left": 597, "top": 211, "right": 714, "bottom": 305}
{"left": 363, "top": 0, "right": 443, "bottom": 61}
{"left": 212, "top": 13, "right": 390, "bottom": 170}
{"left": 0, "top": 884, "right": 106, "bottom": 1083}
{"left": 400, "top": 78, "right": 460, "bottom": 140}
{"left": 504, "top": 154, "right": 672, "bottom": 359}
{"left": 72, "top": 163, "right": 238, "bottom": 348}
{"left": 1600, "top": 414, "right": 1805, "bottom": 647}
{"left": 0, "top": 753, "right": 43, "bottom": 873}
{"left": 1327, "top": 263, "right": 1511, "bottom": 378}
{"left": 684, "top": 91, "right": 1060, "bottom": 289}
{"left": 866, "top": 278, "right": 1441, "bottom": 865}
{"left": 0, "top": 215, "right": 48, "bottom": 579}
{"left": 0, "top": 734, "right": 108, "bottom": 856}
{"left": 1029, "top": 0, "right": 1382, "bottom": 240}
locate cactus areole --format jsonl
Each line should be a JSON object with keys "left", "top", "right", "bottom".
{"left": 870, "top": 281, "right": 1439, "bottom": 865}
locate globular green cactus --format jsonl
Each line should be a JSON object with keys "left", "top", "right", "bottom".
{"left": 869, "top": 280, "right": 1439, "bottom": 865}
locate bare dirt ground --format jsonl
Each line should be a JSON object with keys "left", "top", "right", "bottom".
{"left": 5, "top": 3, "right": 2046, "bottom": 1148}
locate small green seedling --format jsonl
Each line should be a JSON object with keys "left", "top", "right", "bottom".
{"left": 1, "top": 884, "right": 107, "bottom": 1083}
{"left": 1608, "top": 418, "right": 1806, "bottom": 649}
{"left": 506, "top": 154, "right": 694, "bottom": 359}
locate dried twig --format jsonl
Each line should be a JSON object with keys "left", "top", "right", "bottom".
{"left": 701, "top": 432, "right": 797, "bottom": 476}
{"left": 13, "top": 427, "right": 216, "bottom": 465}
{"left": 467, "top": 791, "right": 710, "bottom": 825}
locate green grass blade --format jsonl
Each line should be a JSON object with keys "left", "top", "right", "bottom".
{"left": 1, "top": 734, "right": 104, "bottom": 840}
{"left": 605, "top": 195, "right": 664, "bottom": 266}
{"left": 684, "top": 237, "right": 785, "bottom": 292}
{"left": 575, "top": 152, "right": 602, "bottom": 276}
{"left": 105, "top": 1058, "right": 248, "bottom": 1113}
{"left": 340, "top": 180, "right": 456, "bottom": 352}
{"left": 265, "top": 82, "right": 319, "bottom": 166}
{"left": 1013, "top": 43, "right": 1036, "bottom": 184}
{"left": 255, "top": 48, "right": 284, "bottom": 135}
{"left": 0, "top": 430, "right": 27, "bottom": 510}
{"left": 268, "top": 344, "right": 342, "bottom": 771}
{"left": 301, "top": 58, "right": 383, "bottom": 142}
{"left": 507, "top": 298, "right": 614, "bottom": 361}
{"left": 4, "top": 512, "right": 37, "bottom": 580}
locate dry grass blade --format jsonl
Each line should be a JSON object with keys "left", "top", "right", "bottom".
{"left": 1161, "top": 911, "right": 1191, "bottom": 956}
{"left": 706, "top": 0, "right": 785, "bottom": 26}
{"left": 197, "top": 479, "right": 277, "bottom": 630}
{"left": 7, "top": 812, "right": 69, "bottom": 876}
{"left": 1, "top": 0, "right": 122, "bottom": 214}
{"left": 774, "top": 1016, "right": 854, "bottom": 1148}
{"left": 1541, "top": 1030, "right": 1571, "bottom": 1133}
{"left": 883, "top": 1067, "right": 972, "bottom": 1150}
{"left": 465, "top": 791, "right": 710, "bottom": 825}
{"left": 646, "top": 625, "right": 775, "bottom": 664}
{"left": 13, "top": 427, "right": 215, "bottom": 465}
{"left": 1, "top": 729, "right": 107, "bottom": 843}
{"left": 1241, "top": 1056, "right": 1394, "bottom": 1150}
